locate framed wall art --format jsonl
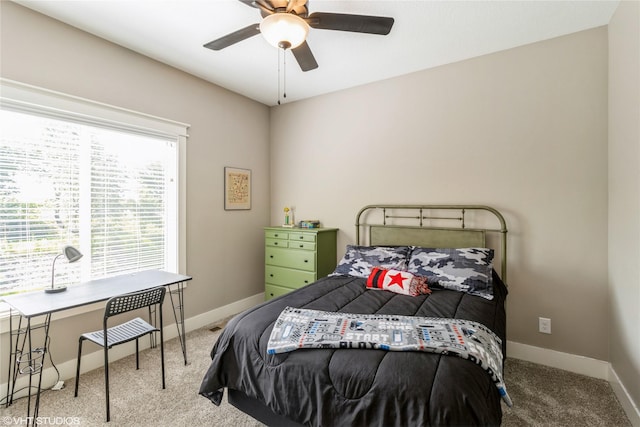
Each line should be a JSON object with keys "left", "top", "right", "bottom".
{"left": 224, "top": 167, "right": 251, "bottom": 210}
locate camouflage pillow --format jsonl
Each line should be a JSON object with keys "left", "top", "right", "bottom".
{"left": 407, "top": 247, "right": 494, "bottom": 300}
{"left": 330, "top": 245, "right": 411, "bottom": 278}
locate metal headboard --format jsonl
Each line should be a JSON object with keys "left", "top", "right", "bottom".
{"left": 355, "top": 204, "right": 508, "bottom": 284}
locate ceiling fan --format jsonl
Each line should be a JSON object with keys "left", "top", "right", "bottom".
{"left": 203, "top": 0, "right": 395, "bottom": 72}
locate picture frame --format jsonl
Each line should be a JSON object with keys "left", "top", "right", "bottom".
{"left": 224, "top": 167, "right": 251, "bottom": 210}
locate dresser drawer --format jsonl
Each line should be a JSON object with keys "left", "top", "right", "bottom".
{"left": 266, "top": 238, "right": 289, "bottom": 248}
{"left": 265, "top": 284, "right": 291, "bottom": 300}
{"left": 288, "top": 232, "right": 316, "bottom": 243}
{"left": 265, "top": 247, "right": 316, "bottom": 271}
{"left": 265, "top": 230, "right": 289, "bottom": 240}
{"left": 287, "top": 240, "right": 315, "bottom": 251}
{"left": 266, "top": 265, "right": 315, "bottom": 288}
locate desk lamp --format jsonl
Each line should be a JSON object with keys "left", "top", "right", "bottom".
{"left": 46, "top": 245, "right": 83, "bottom": 293}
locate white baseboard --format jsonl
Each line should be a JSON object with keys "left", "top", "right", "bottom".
{"left": 181, "top": 292, "right": 265, "bottom": 333}
{"left": 608, "top": 365, "right": 640, "bottom": 427}
{"left": 0, "top": 292, "right": 265, "bottom": 402}
{"left": 508, "top": 340, "right": 640, "bottom": 425}
{"left": 507, "top": 340, "right": 610, "bottom": 379}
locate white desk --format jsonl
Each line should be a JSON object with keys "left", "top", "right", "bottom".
{"left": 2, "top": 269, "right": 192, "bottom": 424}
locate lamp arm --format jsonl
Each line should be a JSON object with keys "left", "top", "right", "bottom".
{"left": 51, "top": 253, "right": 63, "bottom": 289}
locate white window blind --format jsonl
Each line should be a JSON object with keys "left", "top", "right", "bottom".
{"left": 0, "top": 112, "right": 83, "bottom": 292}
{"left": 0, "top": 79, "right": 188, "bottom": 296}
{"left": 89, "top": 128, "right": 175, "bottom": 278}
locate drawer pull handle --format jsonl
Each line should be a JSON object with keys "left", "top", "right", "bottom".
{"left": 274, "top": 242, "right": 278, "bottom": 245}
{"left": 299, "top": 244, "right": 304, "bottom": 248}
{"left": 274, "top": 234, "right": 279, "bottom": 237}
{"left": 270, "top": 255, "right": 274, "bottom": 259}
{"left": 299, "top": 236, "right": 304, "bottom": 239}
{"left": 304, "top": 260, "right": 308, "bottom": 263}
{"left": 304, "top": 280, "right": 309, "bottom": 284}
{"left": 270, "top": 274, "right": 274, "bottom": 277}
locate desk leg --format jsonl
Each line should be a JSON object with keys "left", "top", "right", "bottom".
{"left": 168, "top": 281, "right": 187, "bottom": 365}
{"left": 5, "top": 309, "right": 22, "bottom": 407}
{"left": 31, "top": 313, "right": 51, "bottom": 423}
{"left": 6, "top": 312, "right": 50, "bottom": 427}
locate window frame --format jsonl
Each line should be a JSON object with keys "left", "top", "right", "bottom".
{"left": 0, "top": 78, "right": 189, "bottom": 317}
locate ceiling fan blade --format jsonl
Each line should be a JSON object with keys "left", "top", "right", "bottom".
{"left": 203, "top": 24, "right": 261, "bottom": 50}
{"left": 238, "top": 0, "right": 256, "bottom": 7}
{"left": 292, "top": 41, "right": 318, "bottom": 72}
{"left": 307, "top": 12, "right": 394, "bottom": 35}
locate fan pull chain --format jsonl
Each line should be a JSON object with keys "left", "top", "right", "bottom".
{"left": 277, "top": 48, "right": 288, "bottom": 105}
{"left": 283, "top": 50, "right": 287, "bottom": 101}
{"left": 277, "top": 48, "right": 281, "bottom": 105}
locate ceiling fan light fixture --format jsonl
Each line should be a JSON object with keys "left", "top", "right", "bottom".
{"left": 260, "top": 13, "right": 309, "bottom": 49}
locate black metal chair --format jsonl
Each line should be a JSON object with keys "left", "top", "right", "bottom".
{"left": 74, "top": 286, "right": 167, "bottom": 422}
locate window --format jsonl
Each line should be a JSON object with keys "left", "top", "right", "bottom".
{"left": 0, "top": 80, "right": 188, "bottom": 296}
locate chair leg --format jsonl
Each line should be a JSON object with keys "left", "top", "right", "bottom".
{"left": 104, "top": 346, "right": 110, "bottom": 422}
{"left": 74, "top": 338, "right": 84, "bottom": 397}
{"left": 135, "top": 338, "right": 140, "bottom": 370}
{"left": 160, "top": 328, "right": 165, "bottom": 390}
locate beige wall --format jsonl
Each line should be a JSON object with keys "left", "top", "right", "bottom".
{"left": 0, "top": 2, "right": 270, "bottom": 368}
{"left": 608, "top": 0, "right": 640, "bottom": 409}
{"left": 270, "top": 28, "right": 609, "bottom": 360}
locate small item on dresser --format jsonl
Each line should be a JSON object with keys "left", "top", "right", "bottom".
{"left": 283, "top": 206, "right": 294, "bottom": 228}
{"left": 299, "top": 220, "right": 320, "bottom": 229}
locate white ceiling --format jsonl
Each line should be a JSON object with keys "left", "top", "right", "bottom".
{"left": 14, "top": 0, "right": 619, "bottom": 106}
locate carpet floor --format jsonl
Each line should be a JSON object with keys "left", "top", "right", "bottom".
{"left": 0, "top": 325, "right": 631, "bottom": 426}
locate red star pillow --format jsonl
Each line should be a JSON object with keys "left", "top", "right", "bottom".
{"left": 366, "top": 267, "right": 431, "bottom": 297}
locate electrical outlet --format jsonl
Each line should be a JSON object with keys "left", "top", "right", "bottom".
{"left": 538, "top": 317, "right": 551, "bottom": 334}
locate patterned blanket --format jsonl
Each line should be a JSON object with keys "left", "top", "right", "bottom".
{"left": 267, "top": 306, "right": 512, "bottom": 407}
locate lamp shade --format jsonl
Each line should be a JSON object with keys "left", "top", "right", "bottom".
{"left": 260, "top": 13, "right": 309, "bottom": 49}
{"left": 63, "top": 245, "right": 83, "bottom": 263}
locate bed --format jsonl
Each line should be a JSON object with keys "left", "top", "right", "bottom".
{"left": 200, "top": 204, "right": 509, "bottom": 426}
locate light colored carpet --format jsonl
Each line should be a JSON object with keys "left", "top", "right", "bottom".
{"left": 0, "top": 325, "right": 631, "bottom": 426}
{"left": 502, "top": 358, "right": 631, "bottom": 427}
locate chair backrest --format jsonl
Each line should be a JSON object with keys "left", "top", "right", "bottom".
{"left": 104, "top": 286, "right": 166, "bottom": 319}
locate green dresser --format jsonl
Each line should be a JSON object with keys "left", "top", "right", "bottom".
{"left": 264, "top": 227, "right": 338, "bottom": 300}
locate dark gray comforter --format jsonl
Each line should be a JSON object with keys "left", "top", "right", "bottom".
{"left": 199, "top": 272, "right": 508, "bottom": 426}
